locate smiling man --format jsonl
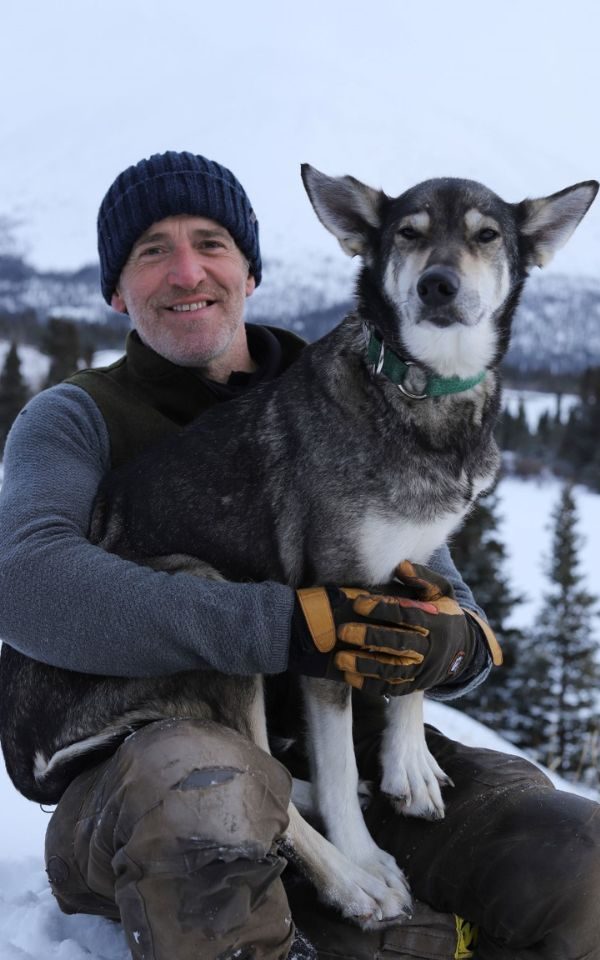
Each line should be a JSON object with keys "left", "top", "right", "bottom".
{"left": 1, "top": 152, "right": 600, "bottom": 960}
{"left": 99, "top": 154, "right": 261, "bottom": 378}
{"left": 111, "top": 216, "right": 257, "bottom": 375}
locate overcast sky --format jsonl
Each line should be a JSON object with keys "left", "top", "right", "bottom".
{"left": 1, "top": 0, "right": 599, "bottom": 281}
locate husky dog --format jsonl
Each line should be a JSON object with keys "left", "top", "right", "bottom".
{"left": 1, "top": 168, "right": 596, "bottom": 928}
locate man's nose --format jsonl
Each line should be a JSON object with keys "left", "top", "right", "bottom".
{"left": 167, "top": 248, "right": 207, "bottom": 288}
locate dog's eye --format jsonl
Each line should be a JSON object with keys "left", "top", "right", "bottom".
{"left": 477, "top": 228, "right": 499, "bottom": 243}
{"left": 398, "top": 226, "right": 420, "bottom": 240}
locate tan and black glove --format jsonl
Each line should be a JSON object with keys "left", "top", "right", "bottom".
{"left": 288, "top": 560, "right": 502, "bottom": 695}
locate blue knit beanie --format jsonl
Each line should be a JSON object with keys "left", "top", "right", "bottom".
{"left": 97, "top": 151, "right": 262, "bottom": 303}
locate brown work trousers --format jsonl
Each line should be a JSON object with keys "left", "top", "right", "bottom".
{"left": 45, "top": 718, "right": 600, "bottom": 960}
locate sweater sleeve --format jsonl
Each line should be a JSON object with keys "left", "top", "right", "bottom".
{"left": 0, "top": 384, "right": 294, "bottom": 678}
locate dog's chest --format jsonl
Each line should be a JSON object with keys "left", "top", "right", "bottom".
{"left": 355, "top": 467, "right": 492, "bottom": 583}
{"left": 357, "top": 510, "right": 463, "bottom": 583}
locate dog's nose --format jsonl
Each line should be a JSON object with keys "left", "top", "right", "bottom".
{"left": 417, "top": 267, "right": 460, "bottom": 307}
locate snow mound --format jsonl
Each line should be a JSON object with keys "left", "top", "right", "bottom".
{"left": 0, "top": 859, "right": 129, "bottom": 959}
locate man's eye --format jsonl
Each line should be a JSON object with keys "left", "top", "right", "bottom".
{"left": 139, "top": 246, "right": 164, "bottom": 257}
{"left": 398, "top": 226, "right": 420, "bottom": 240}
{"left": 201, "top": 240, "right": 226, "bottom": 250}
{"left": 477, "top": 228, "right": 500, "bottom": 243}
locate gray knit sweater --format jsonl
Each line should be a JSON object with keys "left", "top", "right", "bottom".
{"left": 0, "top": 382, "right": 485, "bottom": 689}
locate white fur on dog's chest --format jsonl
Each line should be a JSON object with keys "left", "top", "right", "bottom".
{"left": 357, "top": 509, "right": 464, "bottom": 583}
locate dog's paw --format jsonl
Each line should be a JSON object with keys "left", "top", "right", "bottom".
{"left": 381, "top": 749, "right": 452, "bottom": 820}
{"left": 355, "top": 843, "right": 408, "bottom": 892}
{"left": 334, "top": 862, "right": 413, "bottom": 929}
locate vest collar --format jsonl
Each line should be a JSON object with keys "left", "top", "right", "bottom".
{"left": 122, "top": 324, "right": 306, "bottom": 425}
{"left": 365, "top": 324, "right": 486, "bottom": 399}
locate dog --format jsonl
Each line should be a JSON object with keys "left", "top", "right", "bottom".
{"left": 1, "top": 167, "right": 596, "bottom": 928}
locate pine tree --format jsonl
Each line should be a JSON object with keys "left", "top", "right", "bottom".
{"left": 450, "top": 488, "right": 527, "bottom": 736}
{"left": 513, "top": 400, "right": 531, "bottom": 451}
{"left": 43, "top": 316, "right": 81, "bottom": 388}
{"left": 529, "top": 484, "right": 600, "bottom": 786}
{"left": 496, "top": 404, "right": 531, "bottom": 452}
{"left": 0, "top": 341, "right": 30, "bottom": 454}
{"left": 559, "top": 367, "right": 600, "bottom": 491}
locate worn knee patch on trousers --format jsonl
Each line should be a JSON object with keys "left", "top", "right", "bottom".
{"left": 46, "top": 719, "right": 295, "bottom": 960}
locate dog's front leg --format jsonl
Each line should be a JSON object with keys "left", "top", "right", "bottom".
{"left": 380, "top": 691, "right": 451, "bottom": 819}
{"left": 301, "top": 676, "right": 409, "bottom": 893}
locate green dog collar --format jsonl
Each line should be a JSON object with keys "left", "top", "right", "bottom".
{"left": 366, "top": 328, "right": 486, "bottom": 399}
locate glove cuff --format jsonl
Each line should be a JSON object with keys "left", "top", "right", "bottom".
{"left": 287, "top": 594, "right": 330, "bottom": 679}
{"left": 463, "top": 609, "right": 503, "bottom": 666}
{"left": 295, "top": 586, "right": 337, "bottom": 653}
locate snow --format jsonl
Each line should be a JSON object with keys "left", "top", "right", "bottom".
{"left": 0, "top": 856, "right": 131, "bottom": 959}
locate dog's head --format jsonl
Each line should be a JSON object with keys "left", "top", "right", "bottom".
{"left": 301, "top": 166, "right": 598, "bottom": 379}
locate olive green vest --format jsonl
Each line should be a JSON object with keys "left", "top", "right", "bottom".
{"left": 67, "top": 326, "right": 306, "bottom": 468}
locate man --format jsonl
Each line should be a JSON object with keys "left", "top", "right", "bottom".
{"left": 0, "top": 151, "right": 599, "bottom": 960}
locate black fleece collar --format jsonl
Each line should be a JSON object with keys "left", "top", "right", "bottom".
{"left": 124, "top": 323, "right": 305, "bottom": 424}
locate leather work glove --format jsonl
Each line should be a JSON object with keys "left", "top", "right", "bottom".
{"left": 288, "top": 560, "right": 502, "bottom": 695}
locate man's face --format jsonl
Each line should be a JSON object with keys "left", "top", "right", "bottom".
{"left": 111, "top": 215, "right": 256, "bottom": 372}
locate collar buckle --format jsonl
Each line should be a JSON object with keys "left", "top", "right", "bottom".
{"left": 369, "top": 328, "right": 428, "bottom": 399}
{"left": 396, "top": 361, "right": 428, "bottom": 401}
{"left": 374, "top": 337, "right": 386, "bottom": 375}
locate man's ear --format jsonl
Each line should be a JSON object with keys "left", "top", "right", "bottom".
{"left": 301, "top": 163, "right": 386, "bottom": 258}
{"left": 111, "top": 290, "right": 128, "bottom": 314}
{"left": 518, "top": 180, "right": 598, "bottom": 270}
{"left": 245, "top": 273, "right": 256, "bottom": 298}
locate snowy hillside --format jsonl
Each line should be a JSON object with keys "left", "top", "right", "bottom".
{"left": 2, "top": 265, "right": 600, "bottom": 376}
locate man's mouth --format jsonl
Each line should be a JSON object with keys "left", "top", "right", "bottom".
{"left": 168, "top": 300, "right": 215, "bottom": 312}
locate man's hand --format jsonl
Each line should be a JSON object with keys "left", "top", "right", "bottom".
{"left": 288, "top": 560, "right": 502, "bottom": 694}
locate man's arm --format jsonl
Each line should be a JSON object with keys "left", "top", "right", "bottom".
{"left": 0, "top": 384, "right": 493, "bottom": 692}
{"left": 0, "top": 384, "right": 294, "bottom": 678}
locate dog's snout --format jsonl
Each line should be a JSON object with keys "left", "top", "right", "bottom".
{"left": 417, "top": 267, "right": 460, "bottom": 307}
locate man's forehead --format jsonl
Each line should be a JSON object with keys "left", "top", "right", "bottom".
{"left": 134, "top": 215, "right": 233, "bottom": 245}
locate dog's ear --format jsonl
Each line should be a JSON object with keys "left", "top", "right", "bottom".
{"left": 301, "top": 164, "right": 385, "bottom": 257}
{"left": 518, "top": 180, "right": 598, "bottom": 270}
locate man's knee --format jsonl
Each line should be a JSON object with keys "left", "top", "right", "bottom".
{"left": 104, "top": 719, "right": 292, "bottom": 852}
{"left": 48, "top": 720, "right": 292, "bottom": 893}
